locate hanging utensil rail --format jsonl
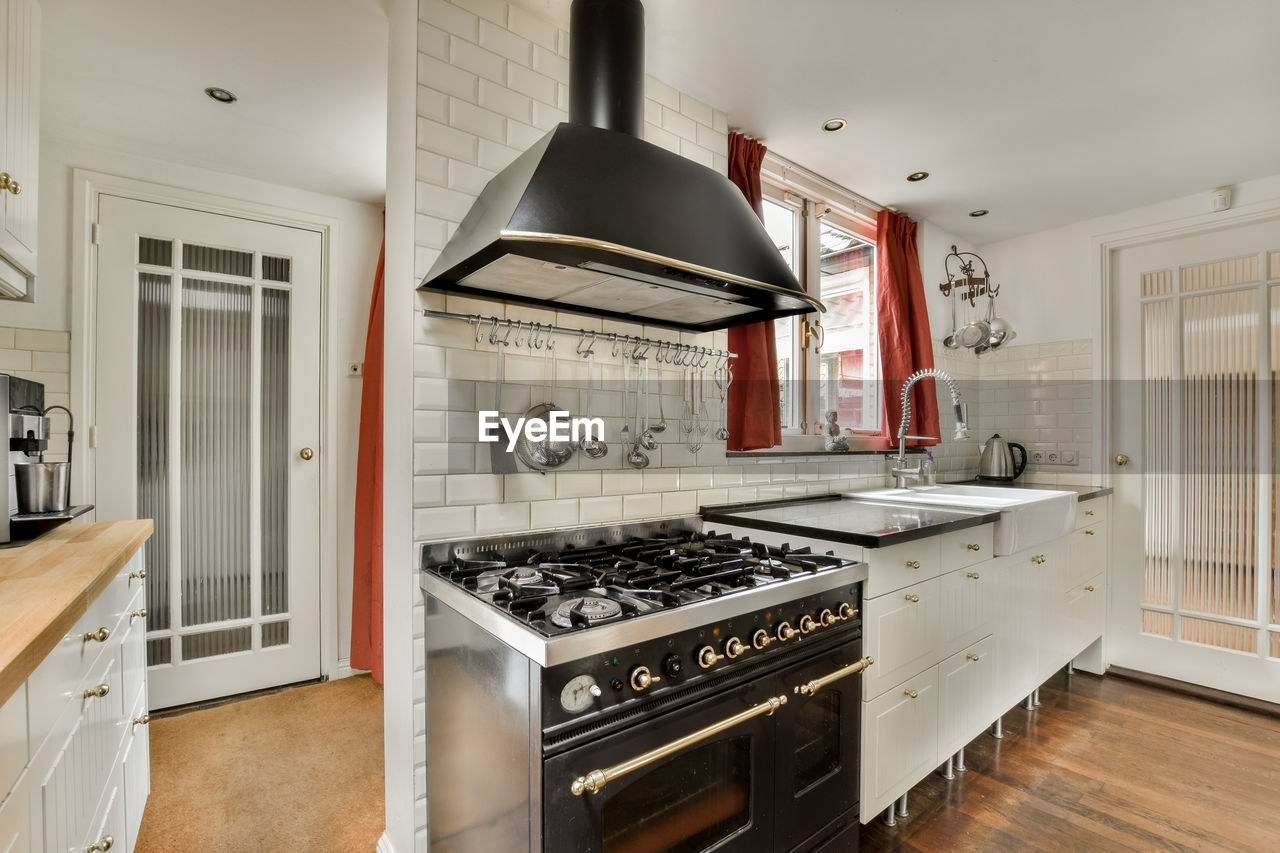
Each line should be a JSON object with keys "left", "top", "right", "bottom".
{"left": 422, "top": 309, "right": 738, "bottom": 364}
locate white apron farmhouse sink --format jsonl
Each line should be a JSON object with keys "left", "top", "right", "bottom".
{"left": 846, "top": 484, "right": 1077, "bottom": 555}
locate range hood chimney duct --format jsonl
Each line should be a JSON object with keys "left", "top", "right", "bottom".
{"left": 569, "top": 0, "right": 645, "bottom": 137}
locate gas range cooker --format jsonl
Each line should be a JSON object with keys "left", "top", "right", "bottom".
{"left": 425, "top": 529, "right": 852, "bottom": 638}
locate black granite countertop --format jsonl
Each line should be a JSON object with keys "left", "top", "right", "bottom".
{"left": 701, "top": 495, "right": 1000, "bottom": 550}
{"left": 952, "top": 480, "right": 1113, "bottom": 502}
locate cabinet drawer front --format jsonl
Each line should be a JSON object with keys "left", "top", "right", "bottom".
{"left": 0, "top": 770, "right": 30, "bottom": 853}
{"left": 1075, "top": 496, "right": 1107, "bottom": 530}
{"left": 859, "top": 665, "right": 939, "bottom": 822}
{"left": 1066, "top": 573, "right": 1105, "bottom": 659}
{"left": 864, "top": 537, "right": 941, "bottom": 598}
{"left": 1067, "top": 525, "right": 1107, "bottom": 590}
{"left": 862, "top": 576, "right": 941, "bottom": 700}
{"left": 939, "top": 525, "right": 994, "bottom": 573}
{"left": 938, "top": 561, "right": 995, "bottom": 658}
{"left": 120, "top": 588, "right": 147, "bottom": 717}
{"left": 28, "top": 570, "right": 133, "bottom": 756}
{"left": 123, "top": 692, "right": 150, "bottom": 853}
{"left": 937, "top": 635, "right": 998, "bottom": 758}
{"left": 0, "top": 685, "right": 25, "bottom": 805}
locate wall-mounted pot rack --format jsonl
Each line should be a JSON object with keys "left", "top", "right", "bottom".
{"left": 938, "top": 244, "right": 1000, "bottom": 307}
{"left": 421, "top": 308, "right": 738, "bottom": 364}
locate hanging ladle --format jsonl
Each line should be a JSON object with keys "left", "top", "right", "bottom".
{"left": 579, "top": 336, "right": 607, "bottom": 458}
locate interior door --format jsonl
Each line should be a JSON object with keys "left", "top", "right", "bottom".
{"left": 1110, "top": 217, "right": 1280, "bottom": 702}
{"left": 94, "top": 194, "right": 323, "bottom": 709}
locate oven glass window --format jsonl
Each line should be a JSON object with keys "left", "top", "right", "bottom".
{"left": 601, "top": 736, "right": 751, "bottom": 853}
{"left": 794, "top": 692, "right": 841, "bottom": 793}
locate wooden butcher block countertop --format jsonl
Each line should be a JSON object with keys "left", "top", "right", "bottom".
{"left": 0, "top": 520, "right": 153, "bottom": 706}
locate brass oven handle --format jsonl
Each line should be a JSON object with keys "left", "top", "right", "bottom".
{"left": 793, "top": 656, "right": 875, "bottom": 697}
{"left": 570, "top": 694, "right": 789, "bottom": 796}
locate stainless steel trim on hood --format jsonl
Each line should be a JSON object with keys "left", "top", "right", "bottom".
{"left": 499, "top": 230, "right": 827, "bottom": 313}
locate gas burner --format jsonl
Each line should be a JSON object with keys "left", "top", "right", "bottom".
{"left": 509, "top": 568, "right": 544, "bottom": 584}
{"left": 550, "top": 596, "right": 623, "bottom": 629}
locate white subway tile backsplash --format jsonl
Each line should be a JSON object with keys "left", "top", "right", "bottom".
{"left": 450, "top": 36, "right": 507, "bottom": 83}
{"left": 476, "top": 137, "right": 523, "bottom": 171}
{"left": 530, "top": 499, "right": 579, "bottom": 529}
{"left": 474, "top": 500, "right": 531, "bottom": 534}
{"left": 556, "top": 470, "right": 602, "bottom": 498}
{"left": 451, "top": 0, "right": 506, "bottom": 26}
{"left": 660, "top": 106, "right": 697, "bottom": 142}
{"left": 678, "top": 92, "right": 714, "bottom": 127}
{"left": 506, "top": 63, "right": 558, "bottom": 104}
{"left": 418, "top": 53, "right": 478, "bottom": 101}
{"left": 448, "top": 98, "right": 507, "bottom": 142}
{"left": 414, "top": 505, "right": 475, "bottom": 539}
{"left": 506, "top": 4, "right": 557, "bottom": 49}
{"left": 579, "top": 495, "right": 623, "bottom": 524}
{"left": 478, "top": 18, "right": 532, "bottom": 64}
{"left": 644, "top": 74, "right": 679, "bottom": 109}
{"left": 419, "top": 0, "right": 479, "bottom": 40}
{"left": 662, "top": 491, "right": 697, "bottom": 517}
{"left": 419, "top": 21, "right": 449, "bottom": 59}
{"left": 418, "top": 116, "right": 478, "bottom": 162}
{"left": 623, "top": 492, "right": 664, "bottom": 519}
{"left": 445, "top": 473, "right": 504, "bottom": 504}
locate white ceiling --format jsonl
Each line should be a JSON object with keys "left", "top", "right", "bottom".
{"left": 41, "top": 0, "right": 388, "bottom": 205}
{"left": 521, "top": 0, "right": 1280, "bottom": 244}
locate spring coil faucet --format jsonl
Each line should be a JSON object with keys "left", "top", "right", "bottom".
{"left": 892, "top": 368, "right": 968, "bottom": 485}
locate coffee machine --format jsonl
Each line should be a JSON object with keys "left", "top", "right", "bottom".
{"left": 3, "top": 373, "right": 49, "bottom": 544}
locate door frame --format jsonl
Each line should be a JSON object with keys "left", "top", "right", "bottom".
{"left": 1092, "top": 193, "right": 1280, "bottom": 674}
{"left": 69, "top": 169, "right": 348, "bottom": 683}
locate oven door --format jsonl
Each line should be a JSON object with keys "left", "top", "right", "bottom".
{"left": 543, "top": 678, "right": 782, "bottom": 853}
{"left": 772, "top": 642, "right": 864, "bottom": 852}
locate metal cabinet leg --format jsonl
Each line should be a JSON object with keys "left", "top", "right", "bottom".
{"left": 955, "top": 748, "right": 966, "bottom": 772}
{"left": 1033, "top": 687, "right": 1041, "bottom": 706}
{"left": 991, "top": 717, "right": 1003, "bottom": 739}
{"left": 897, "top": 793, "right": 910, "bottom": 818}
{"left": 883, "top": 802, "right": 897, "bottom": 827}
{"left": 1023, "top": 693, "right": 1035, "bottom": 710}
{"left": 1065, "top": 660, "right": 1074, "bottom": 676}
{"left": 940, "top": 756, "right": 955, "bottom": 780}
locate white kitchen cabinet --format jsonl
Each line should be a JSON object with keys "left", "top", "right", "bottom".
{"left": 938, "top": 525, "right": 993, "bottom": 573}
{"left": 937, "top": 635, "right": 998, "bottom": 759}
{"left": 861, "top": 576, "right": 940, "bottom": 699}
{"left": 860, "top": 666, "right": 939, "bottom": 822}
{"left": 0, "top": 0, "right": 40, "bottom": 295}
{"left": 9, "top": 549, "right": 150, "bottom": 853}
{"left": 862, "top": 536, "right": 940, "bottom": 598}
{"left": 0, "top": 771, "right": 29, "bottom": 853}
{"left": 1065, "top": 573, "right": 1105, "bottom": 660}
{"left": 938, "top": 558, "right": 994, "bottom": 658}
{"left": 0, "top": 685, "right": 23, "bottom": 804}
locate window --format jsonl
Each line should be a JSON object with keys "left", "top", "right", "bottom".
{"left": 762, "top": 161, "right": 879, "bottom": 439}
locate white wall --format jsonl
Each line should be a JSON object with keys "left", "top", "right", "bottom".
{"left": 31, "top": 136, "right": 384, "bottom": 669}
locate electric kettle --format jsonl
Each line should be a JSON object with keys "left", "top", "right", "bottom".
{"left": 978, "top": 433, "right": 1027, "bottom": 481}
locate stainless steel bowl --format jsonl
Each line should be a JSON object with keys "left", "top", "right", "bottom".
{"left": 15, "top": 462, "right": 70, "bottom": 513}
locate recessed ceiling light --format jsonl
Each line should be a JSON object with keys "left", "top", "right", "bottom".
{"left": 906, "top": 171, "right": 929, "bottom": 182}
{"left": 204, "top": 87, "right": 237, "bottom": 104}
{"left": 969, "top": 209, "right": 990, "bottom": 217}
{"left": 821, "top": 117, "right": 847, "bottom": 133}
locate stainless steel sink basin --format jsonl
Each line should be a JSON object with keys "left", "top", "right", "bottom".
{"left": 845, "top": 484, "right": 1077, "bottom": 555}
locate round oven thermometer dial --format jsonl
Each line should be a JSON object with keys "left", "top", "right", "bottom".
{"left": 560, "top": 674, "right": 602, "bottom": 713}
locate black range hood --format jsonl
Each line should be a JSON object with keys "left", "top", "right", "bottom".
{"left": 417, "top": 0, "right": 823, "bottom": 332}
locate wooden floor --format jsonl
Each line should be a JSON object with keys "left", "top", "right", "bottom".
{"left": 859, "top": 671, "right": 1280, "bottom": 852}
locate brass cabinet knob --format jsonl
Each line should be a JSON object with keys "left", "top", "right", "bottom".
{"left": 775, "top": 622, "right": 796, "bottom": 642}
{"left": 967, "top": 653, "right": 980, "bottom": 661}
{"left": 1031, "top": 554, "right": 1046, "bottom": 564}
{"left": 799, "top": 615, "right": 817, "bottom": 634}
{"left": 83, "top": 627, "right": 110, "bottom": 643}
{"left": 1084, "top": 510, "right": 1095, "bottom": 516}
{"left": 1084, "top": 529, "right": 1096, "bottom": 536}
{"left": 1084, "top": 585, "right": 1095, "bottom": 592}
{"left": 0, "top": 172, "right": 20, "bottom": 195}
{"left": 905, "top": 560, "right": 921, "bottom": 569}
{"left": 83, "top": 684, "right": 110, "bottom": 699}
{"left": 904, "top": 689, "right": 919, "bottom": 699}
{"left": 966, "top": 543, "right": 981, "bottom": 551}
{"left": 724, "top": 637, "right": 746, "bottom": 659}
{"left": 697, "top": 645, "right": 724, "bottom": 669}
{"left": 133, "top": 715, "right": 151, "bottom": 726}
{"left": 130, "top": 609, "right": 147, "bottom": 622}
{"left": 129, "top": 569, "right": 147, "bottom": 579}
{"left": 300, "top": 447, "right": 314, "bottom": 460}
{"left": 966, "top": 572, "right": 981, "bottom": 580}
{"left": 905, "top": 594, "right": 920, "bottom": 603}
{"left": 1114, "top": 453, "right": 1130, "bottom": 467}
{"left": 87, "top": 836, "right": 114, "bottom": 852}
{"left": 751, "top": 629, "right": 772, "bottom": 650}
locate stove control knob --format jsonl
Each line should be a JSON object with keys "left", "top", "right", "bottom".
{"left": 662, "top": 654, "right": 683, "bottom": 679}
{"left": 697, "top": 645, "right": 725, "bottom": 669}
{"left": 724, "top": 637, "right": 746, "bottom": 659}
{"left": 838, "top": 603, "right": 857, "bottom": 621}
{"left": 630, "top": 666, "right": 661, "bottom": 692}
{"left": 751, "top": 629, "right": 773, "bottom": 650}
{"left": 775, "top": 622, "right": 796, "bottom": 642}
{"left": 820, "top": 608, "right": 838, "bottom": 627}
{"left": 799, "top": 615, "right": 817, "bottom": 634}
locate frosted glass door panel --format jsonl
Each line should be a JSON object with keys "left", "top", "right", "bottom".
{"left": 95, "top": 194, "right": 323, "bottom": 709}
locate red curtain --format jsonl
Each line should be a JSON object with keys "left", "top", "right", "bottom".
{"left": 876, "top": 209, "right": 939, "bottom": 446}
{"left": 725, "top": 132, "right": 782, "bottom": 450}
{"left": 351, "top": 226, "right": 385, "bottom": 683}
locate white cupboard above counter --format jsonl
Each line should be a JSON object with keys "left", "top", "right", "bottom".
{"left": 0, "top": 0, "right": 41, "bottom": 299}
{"left": 700, "top": 486, "right": 1112, "bottom": 825}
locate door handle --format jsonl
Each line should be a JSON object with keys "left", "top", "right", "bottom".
{"left": 300, "top": 447, "right": 314, "bottom": 461}
{"left": 1114, "top": 453, "right": 1130, "bottom": 467}
{"left": 793, "top": 656, "right": 874, "bottom": 696}
{"left": 570, "top": 693, "right": 789, "bottom": 795}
